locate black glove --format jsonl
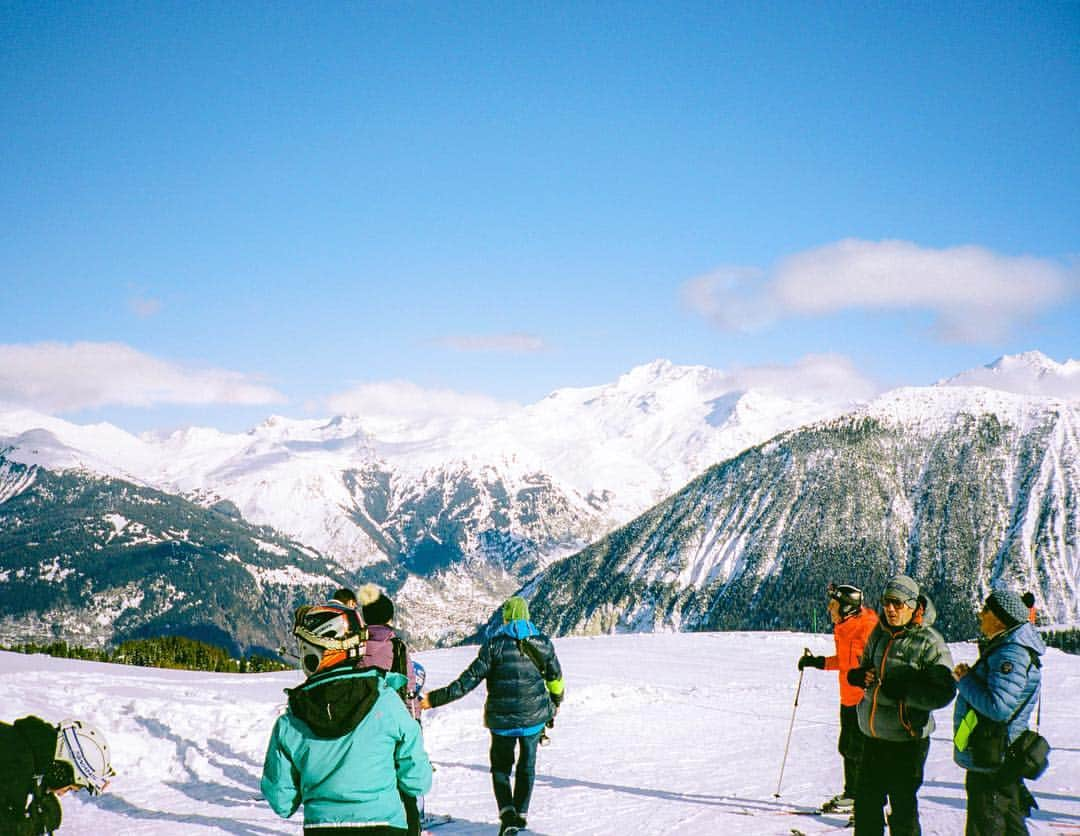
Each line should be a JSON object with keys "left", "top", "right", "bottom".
{"left": 880, "top": 664, "right": 916, "bottom": 700}
{"left": 1021, "top": 592, "right": 1035, "bottom": 608}
{"left": 28, "top": 792, "right": 62, "bottom": 833}
{"left": 798, "top": 653, "right": 826, "bottom": 671}
{"left": 847, "top": 665, "right": 874, "bottom": 688}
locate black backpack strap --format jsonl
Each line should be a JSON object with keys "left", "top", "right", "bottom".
{"left": 516, "top": 637, "right": 546, "bottom": 678}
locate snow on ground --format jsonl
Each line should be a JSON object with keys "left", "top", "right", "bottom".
{"left": 2, "top": 631, "right": 1078, "bottom": 835}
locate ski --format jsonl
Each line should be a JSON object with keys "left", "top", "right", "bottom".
{"left": 732, "top": 807, "right": 822, "bottom": 818}
{"left": 421, "top": 813, "right": 454, "bottom": 830}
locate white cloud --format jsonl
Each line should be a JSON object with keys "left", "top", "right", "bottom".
{"left": 678, "top": 268, "right": 771, "bottom": 333}
{"left": 720, "top": 353, "right": 881, "bottom": 404}
{"left": 435, "top": 333, "right": 547, "bottom": 353}
{"left": 683, "top": 239, "right": 1074, "bottom": 342}
{"left": 325, "top": 380, "right": 520, "bottom": 424}
{"left": 0, "top": 342, "right": 286, "bottom": 413}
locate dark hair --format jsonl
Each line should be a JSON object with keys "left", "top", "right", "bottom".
{"left": 332, "top": 588, "right": 357, "bottom": 606}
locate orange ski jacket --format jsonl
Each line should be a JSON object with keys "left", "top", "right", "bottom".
{"left": 825, "top": 606, "right": 879, "bottom": 706}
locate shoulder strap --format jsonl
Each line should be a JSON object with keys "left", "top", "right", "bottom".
{"left": 391, "top": 637, "right": 409, "bottom": 676}
{"left": 517, "top": 637, "right": 546, "bottom": 677}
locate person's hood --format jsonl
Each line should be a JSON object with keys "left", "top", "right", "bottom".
{"left": 918, "top": 594, "right": 937, "bottom": 627}
{"left": 286, "top": 668, "right": 381, "bottom": 739}
{"left": 880, "top": 592, "right": 937, "bottom": 631}
{"left": 984, "top": 621, "right": 1046, "bottom": 657}
{"left": 495, "top": 619, "right": 540, "bottom": 641}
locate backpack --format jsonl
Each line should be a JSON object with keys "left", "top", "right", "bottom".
{"left": 1004, "top": 729, "right": 1051, "bottom": 781}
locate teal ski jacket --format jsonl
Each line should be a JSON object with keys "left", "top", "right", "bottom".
{"left": 261, "top": 667, "right": 432, "bottom": 829}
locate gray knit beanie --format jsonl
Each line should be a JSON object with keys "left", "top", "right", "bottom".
{"left": 881, "top": 574, "right": 920, "bottom": 606}
{"left": 985, "top": 589, "right": 1028, "bottom": 629}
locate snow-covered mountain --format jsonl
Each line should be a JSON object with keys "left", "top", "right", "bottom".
{"left": 521, "top": 383, "right": 1080, "bottom": 641}
{"left": 937, "top": 350, "right": 1080, "bottom": 399}
{"left": 0, "top": 360, "right": 865, "bottom": 557}
{"left": 0, "top": 360, "right": 862, "bottom": 645}
{"left": 0, "top": 454, "right": 350, "bottom": 653}
{"left": 3, "top": 352, "right": 1078, "bottom": 648}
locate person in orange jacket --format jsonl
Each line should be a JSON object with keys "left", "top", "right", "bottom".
{"left": 798, "top": 583, "right": 879, "bottom": 816}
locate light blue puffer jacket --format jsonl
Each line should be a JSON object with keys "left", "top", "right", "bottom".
{"left": 952, "top": 621, "right": 1045, "bottom": 772}
{"left": 261, "top": 668, "right": 432, "bottom": 828}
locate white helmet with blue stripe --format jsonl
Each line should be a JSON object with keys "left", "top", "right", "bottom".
{"left": 55, "top": 718, "right": 115, "bottom": 795}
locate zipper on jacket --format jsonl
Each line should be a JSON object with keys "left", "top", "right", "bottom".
{"left": 898, "top": 701, "right": 915, "bottom": 737}
{"left": 869, "top": 632, "right": 898, "bottom": 738}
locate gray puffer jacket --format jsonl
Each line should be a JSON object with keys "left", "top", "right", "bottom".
{"left": 850, "top": 597, "right": 956, "bottom": 742}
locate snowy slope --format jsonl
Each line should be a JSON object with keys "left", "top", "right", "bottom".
{"left": 2, "top": 632, "right": 1078, "bottom": 835}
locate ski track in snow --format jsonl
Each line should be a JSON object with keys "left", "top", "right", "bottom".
{"left": 3, "top": 632, "right": 1079, "bottom": 835}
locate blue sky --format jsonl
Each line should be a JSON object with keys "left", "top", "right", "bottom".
{"left": 2, "top": 2, "right": 1077, "bottom": 432}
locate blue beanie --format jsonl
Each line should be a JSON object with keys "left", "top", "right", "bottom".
{"left": 985, "top": 589, "right": 1028, "bottom": 628}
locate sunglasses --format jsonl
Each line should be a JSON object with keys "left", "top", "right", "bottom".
{"left": 881, "top": 596, "right": 913, "bottom": 609}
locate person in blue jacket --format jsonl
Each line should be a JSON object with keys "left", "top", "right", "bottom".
{"left": 261, "top": 603, "right": 433, "bottom": 835}
{"left": 952, "top": 588, "right": 1045, "bottom": 835}
{"left": 421, "top": 596, "right": 564, "bottom": 836}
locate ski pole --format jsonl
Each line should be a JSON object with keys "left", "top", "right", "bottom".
{"left": 774, "top": 666, "right": 805, "bottom": 798}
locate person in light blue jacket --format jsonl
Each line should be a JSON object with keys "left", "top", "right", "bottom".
{"left": 261, "top": 604, "right": 433, "bottom": 835}
{"left": 952, "top": 588, "right": 1045, "bottom": 835}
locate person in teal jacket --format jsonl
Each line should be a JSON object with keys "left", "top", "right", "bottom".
{"left": 261, "top": 604, "right": 433, "bottom": 835}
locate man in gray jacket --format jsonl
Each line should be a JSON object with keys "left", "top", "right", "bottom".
{"left": 847, "top": 575, "right": 956, "bottom": 835}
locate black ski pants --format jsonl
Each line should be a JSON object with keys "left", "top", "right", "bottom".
{"left": 854, "top": 735, "right": 930, "bottom": 836}
{"left": 490, "top": 730, "right": 541, "bottom": 817}
{"left": 400, "top": 789, "right": 421, "bottom": 836}
{"left": 838, "top": 704, "right": 865, "bottom": 799}
{"left": 964, "top": 769, "right": 1035, "bottom": 836}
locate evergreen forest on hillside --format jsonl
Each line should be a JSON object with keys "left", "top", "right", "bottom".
{"left": 2, "top": 636, "right": 291, "bottom": 672}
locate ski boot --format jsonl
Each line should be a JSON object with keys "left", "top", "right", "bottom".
{"left": 820, "top": 794, "right": 854, "bottom": 814}
{"left": 498, "top": 806, "right": 520, "bottom": 836}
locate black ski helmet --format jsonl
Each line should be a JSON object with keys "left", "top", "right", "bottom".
{"left": 827, "top": 583, "right": 863, "bottom": 618}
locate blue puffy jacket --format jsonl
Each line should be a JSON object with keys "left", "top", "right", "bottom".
{"left": 261, "top": 667, "right": 432, "bottom": 828}
{"left": 952, "top": 621, "right": 1045, "bottom": 772}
